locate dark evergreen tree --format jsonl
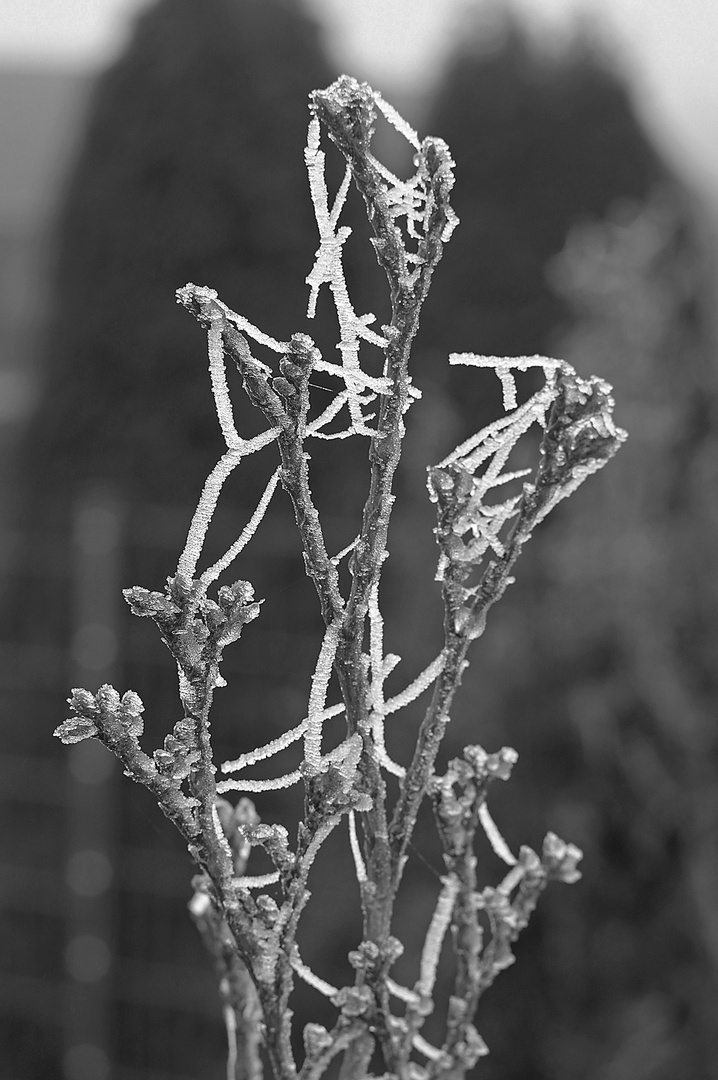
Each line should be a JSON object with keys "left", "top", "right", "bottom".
{"left": 414, "top": 17, "right": 668, "bottom": 434}
{"left": 4, "top": 2, "right": 344, "bottom": 1076}
{"left": 26, "top": 0, "right": 337, "bottom": 508}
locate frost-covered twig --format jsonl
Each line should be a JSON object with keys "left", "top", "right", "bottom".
{"left": 201, "top": 466, "right": 282, "bottom": 588}
{"left": 305, "top": 619, "right": 343, "bottom": 770}
{"left": 391, "top": 359, "right": 625, "bottom": 883}
{"left": 56, "top": 76, "right": 620, "bottom": 1080}
{"left": 417, "top": 874, "right": 460, "bottom": 999}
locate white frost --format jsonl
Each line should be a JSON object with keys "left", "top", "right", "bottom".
{"left": 412, "top": 1034, "right": 446, "bottom": 1062}
{"left": 304, "top": 114, "right": 391, "bottom": 437}
{"left": 478, "top": 802, "right": 517, "bottom": 866}
{"left": 373, "top": 90, "right": 421, "bottom": 150}
{"left": 200, "top": 466, "right": 281, "bottom": 587}
{"left": 417, "top": 874, "right": 460, "bottom": 998}
{"left": 383, "top": 652, "right": 445, "bottom": 715}
{"left": 304, "top": 619, "right": 343, "bottom": 768}
{"left": 207, "top": 315, "right": 241, "bottom": 448}
{"left": 234, "top": 871, "right": 281, "bottom": 891}
{"left": 217, "top": 770, "right": 302, "bottom": 794}
{"left": 348, "top": 810, "right": 367, "bottom": 884}
{"left": 219, "top": 703, "right": 345, "bottom": 775}
{"left": 290, "top": 950, "right": 339, "bottom": 999}
{"left": 212, "top": 801, "right": 235, "bottom": 865}
{"left": 176, "top": 427, "right": 280, "bottom": 582}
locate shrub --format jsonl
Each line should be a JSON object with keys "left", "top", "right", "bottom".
{"left": 56, "top": 76, "right": 625, "bottom": 1080}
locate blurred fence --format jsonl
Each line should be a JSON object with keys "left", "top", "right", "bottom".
{"left": 0, "top": 487, "right": 314, "bottom": 1080}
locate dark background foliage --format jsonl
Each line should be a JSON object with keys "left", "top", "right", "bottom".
{"left": 1, "top": 2, "right": 716, "bottom": 1078}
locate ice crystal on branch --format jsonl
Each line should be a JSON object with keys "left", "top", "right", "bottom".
{"left": 56, "top": 76, "right": 622, "bottom": 1080}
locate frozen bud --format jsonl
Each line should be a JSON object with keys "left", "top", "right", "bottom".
{"left": 332, "top": 985, "right": 373, "bottom": 1017}
{"left": 204, "top": 602, "right": 227, "bottom": 633}
{"left": 385, "top": 936, "right": 404, "bottom": 962}
{"left": 278, "top": 334, "right": 316, "bottom": 384}
{"left": 462, "top": 744, "right": 487, "bottom": 769}
{"left": 517, "top": 845, "right": 542, "bottom": 876}
{"left": 458, "top": 1025, "right": 489, "bottom": 1067}
{"left": 120, "top": 690, "right": 143, "bottom": 717}
{"left": 165, "top": 574, "right": 195, "bottom": 609}
{"left": 172, "top": 718, "right": 194, "bottom": 742}
{"left": 170, "top": 749, "right": 200, "bottom": 781}
{"left": 217, "top": 580, "right": 255, "bottom": 610}
{"left": 153, "top": 749, "right": 174, "bottom": 771}
{"left": 255, "top": 894, "right": 279, "bottom": 920}
{"left": 446, "top": 535, "right": 469, "bottom": 562}
{"left": 175, "top": 282, "right": 218, "bottom": 313}
{"left": 347, "top": 949, "right": 366, "bottom": 972}
{"left": 542, "top": 832, "right": 583, "bottom": 884}
{"left": 213, "top": 583, "right": 261, "bottom": 647}
{"left": 154, "top": 727, "right": 200, "bottom": 779}
{"left": 436, "top": 796, "right": 463, "bottom": 829}
{"left": 286, "top": 332, "right": 316, "bottom": 363}
{"left": 311, "top": 76, "right": 376, "bottom": 149}
{"left": 427, "top": 467, "right": 454, "bottom": 499}
{"left": 466, "top": 745, "right": 518, "bottom": 781}
{"left": 67, "top": 688, "right": 99, "bottom": 717}
{"left": 95, "top": 684, "right": 121, "bottom": 714}
{"left": 539, "top": 371, "right": 625, "bottom": 489}
{"left": 303, "top": 1024, "right": 333, "bottom": 1058}
{"left": 279, "top": 359, "right": 305, "bottom": 383}
{"left": 123, "top": 586, "right": 180, "bottom": 621}
{"left": 118, "top": 691, "right": 144, "bottom": 736}
{"left": 170, "top": 573, "right": 192, "bottom": 595}
{"left": 348, "top": 940, "right": 380, "bottom": 971}
{"left": 491, "top": 746, "right": 518, "bottom": 780}
{"left": 242, "top": 823, "right": 271, "bottom": 844}
{"left": 54, "top": 717, "right": 99, "bottom": 744}
{"left": 453, "top": 467, "right": 473, "bottom": 500}
{"left": 272, "top": 376, "right": 296, "bottom": 397}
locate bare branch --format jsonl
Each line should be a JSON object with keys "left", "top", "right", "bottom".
{"left": 58, "top": 76, "right": 615, "bottom": 1080}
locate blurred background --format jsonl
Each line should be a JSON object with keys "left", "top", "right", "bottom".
{"left": 2, "top": 1, "right": 718, "bottom": 1078}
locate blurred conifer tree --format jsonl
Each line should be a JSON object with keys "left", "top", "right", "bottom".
{"left": 14, "top": 0, "right": 345, "bottom": 748}
{"left": 24, "top": 0, "right": 336, "bottom": 510}
{"left": 7, "top": 1, "right": 342, "bottom": 1076}
{"left": 414, "top": 16, "right": 667, "bottom": 432}
{"left": 394, "top": 15, "right": 716, "bottom": 1080}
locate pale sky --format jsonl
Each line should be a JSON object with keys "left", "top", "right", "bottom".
{"left": 2, "top": 0, "right": 718, "bottom": 197}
